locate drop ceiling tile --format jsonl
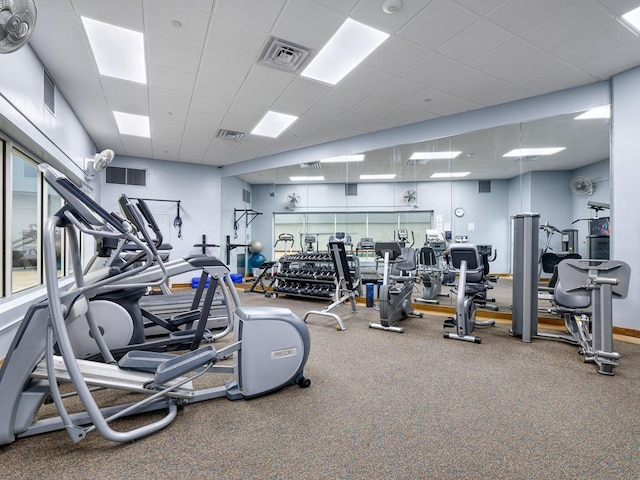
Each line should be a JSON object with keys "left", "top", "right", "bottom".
{"left": 373, "top": 77, "right": 424, "bottom": 103}
{"left": 398, "top": 0, "right": 478, "bottom": 50}
{"left": 500, "top": 53, "right": 576, "bottom": 88}
{"left": 283, "top": 78, "right": 332, "bottom": 102}
{"left": 191, "top": 78, "right": 236, "bottom": 114}
{"left": 204, "top": 16, "right": 268, "bottom": 63}
{"left": 401, "top": 52, "right": 464, "bottom": 86}
{"left": 150, "top": 102, "right": 189, "bottom": 125}
{"left": 223, "top": 103, "right": 268, "bottom": 132}
{"left": 359, "top": 117, "right": 397, "bottom": 133}
{"left": 214, "top": 0, "right": 287, "bottom": 33}
{"left": 452, "top": 0, "right": 505, "bottom": 15}
{"left": 243, "top": 65, "right": 295, "bottom": 95}
{"left": 120, "top": 135, "right": 153, "bottom": 157}
{"left": 143, "top": 0, "right": 210, "bottom": 46}
{"left": 149, "top": 85, "right": 192, "bottom": 110}
{"left": 487, "top": 0, "right": 575, "bottom": 35}
{"left": 464, "top": 79, "right": 534, "bottom": 106}
{"left": 147, "top": 34, "right": 202, "bottom": 73}
{"left": 432, "top": 67, "right": 492, "bottom": 96}
{"left": 199, "top": 51, "right": 253, "bottom": 83}
{"left": 272, "top": 0, "right": 344, "bottom": 50}
{"left": 427, "top": 96, "right": 483, "bottom": 116}
{"left": 362, "top": 36, "right": 430, "bottom": 75}
{"left": 234, "top": 86, "right": 280, "bottom": 110}
{"left": 521, "top": 66, "right": 594, "bottom": 95}
{"left": 349, "top": 0, "right": 432, "bottom": 34}
{"left": 271, "top": 96, "right": 315, "bottom": 116}
{"left": 576, "top": 41, "right": 640, "bottom": 78}
{"left": 438, "top": 19, "right": 513, "bottom": 65}
{"left": 100, "top": 78, "right": 149, "bottom": 115}
{"left": 337, "top": 65, "right": 394, "bottom": 95}
{"left": 30, "top": 4, "right": 84, "bottom": 49}
{"left": 202, "top": 138, "right": 240, "bottom": 165}
{"left": 147, "top": 64, "right": 197, "bottom": 92}
{"left": 404, "top": 88, "right": 454, "bottom": 110}
{"left": 471, "top": 37, "right": 543, "bottom": 77}
{"left": 376, "top": 104, "right": 423, "bottom": 124}
{"left": 319, "top": 87, "right": 366, "bottom": 109}
{"left": 331, "top": 111, "right": 372, "bottom": 129}
{"left": 73, "top": 0, "right": 144, "bottom": 30}
{"left": 304, "top": 103, "right": 344, "bottom": 123}
{"left": 168, "top": 0, "right": 214, "bottom": 14}
{"left": 351, "top": 96, "right": 396, "bottom": 116}
{"left": 552, "top": 20, "right": 634, "bottom": 65}
{"left": 310, "top": 0, "right": 359, "bottom": 15}
{"left": 521, "top": 2, "right": 610, "bottom": 52}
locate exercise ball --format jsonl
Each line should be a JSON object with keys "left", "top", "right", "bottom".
{"left": 248, "top": 240, "right": 263, "bottom": 253}
{"left": 249, "top": 252, "right": 266, "bottom": 269}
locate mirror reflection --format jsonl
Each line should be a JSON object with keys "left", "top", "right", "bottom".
{"left": 236, "top": 108, "right": 611, "bottom": 309}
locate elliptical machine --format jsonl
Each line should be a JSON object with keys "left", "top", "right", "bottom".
{"left": 369, "top": 234, "right": 423, "bottom": 333}
{"left": 443, "top": 243, "right": 495, "bottom": 343}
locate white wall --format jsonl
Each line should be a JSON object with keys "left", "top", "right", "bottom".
{"left": 100, "top": 156, "right": 222, "bottom": 285}
{"left": 611, "top": 66, "right": 640, "bottom": 330}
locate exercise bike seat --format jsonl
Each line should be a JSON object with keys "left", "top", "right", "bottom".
{"left": 390, "top": 247, "right": 417, "bottom": 282}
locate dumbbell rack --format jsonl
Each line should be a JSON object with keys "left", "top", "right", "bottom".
{"left": 273, "top": 252, "right": 337, "bottom": 299}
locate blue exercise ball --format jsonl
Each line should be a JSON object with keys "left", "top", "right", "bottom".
{"left": 249, "top": 253, "right": 266, "bottom": 268}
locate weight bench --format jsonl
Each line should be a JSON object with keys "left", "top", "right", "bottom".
{"left": 303, "top": 242, "right": 359, "bottom": 331}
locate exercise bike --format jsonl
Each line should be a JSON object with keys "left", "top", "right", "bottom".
{"left": 368, "top": 241, "right": 423, "bottom": 333}
{"left": 443, "top": 244, "right": 495, "bottom": 343}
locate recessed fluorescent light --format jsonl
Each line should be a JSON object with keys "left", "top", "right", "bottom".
{"left": 251, "top": 111, "right": 298, "bottom": 138}
{"left": 360, "top": 174, "right": 396, "bottom": 180}
{"left": 503, "top": 147, "right": 565, "bottom": 157}
{"left": 81, "top": 17, "right": 146, "bottom": 84}
{"left": 301, "top": 18, "right": 389, "bottom": 85}
{"left": 290, "top": 176, "right": 325, "bottom": 182}
{"left": 113, "top": 111, "right": 150, "bottom": 137}
{"left": 430, "top": 172, "right": 470, "bottom": 179}
{"left": 320, "top": 154, "right": 365, "bottom": 163}
{"left": 575, "top": 105, "right": 610, "bottom": 120}
{"left": 410, "top": 151, "right": 462, "bottom": 160}
{"left": 622, "top": 6, "right": 640, "bottom": 31}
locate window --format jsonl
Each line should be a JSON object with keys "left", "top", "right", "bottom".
{"left": 11, "top": 151, "right": 40, "bottom": 292}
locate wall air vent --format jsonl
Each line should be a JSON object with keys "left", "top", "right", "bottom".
{"left": 259, "top": 37, "right": 313, "bottom": 73}
{"left": 299, "top": 162, "right": 321, "bottom": 169}
{"left": 44, "top": 69, "right": 55, "bottom": 115}
{"left": 478, "top": 180, "right": 491, "bottom": 193}
{"left": 217, "top": 129, "right": 245, "bottom": 142}
{"left": 106, "top": 166, "right": 147, "bottom": 186}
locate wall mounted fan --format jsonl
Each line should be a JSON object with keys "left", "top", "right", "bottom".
{"left": 85, "top": 148, "right": 115, "bottom": 179}
{"left": 570, "top": 176, "right": 593, "bottom": 196}
{"left": 286, "top": 192, "right": 301, "bottom": 209}
{"left": 0, "top": 0, "right": 38, "bottom": 54}
{"left": 403, "top": 189, "right": 417, "bottom": 205}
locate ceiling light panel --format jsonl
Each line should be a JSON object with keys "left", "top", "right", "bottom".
{"left": 574, "top": 105, "right": 610, "bottom": 120}
{"left": 622, "top": 6, "right": 640, "bottom": 31}
{"left": 251, "top": 111, "right": 298, "bottom": 138}
{"left": 360, "top": 174, "right": 396, "bottom": 180}
{"left": 290, "top": 176, "right": 325, "bottom": 181}
{"left": 81, "top": 17, "right": 147, "bottom": 84}
{"left": 410, "top": 151, "right": 462, "bottom": 160}
{"left": 113, "top": 111, "right": 151, "bottom": 137}
{"left": 301, "top": 18, "right": 390, "bottom": 85}
{"left": 503, "top": 147, "right": 565, "bottom": 157}
{"left": 430, "top": 172, "right": 470, "bottom": 178}
{"left": 320, "top": 154, "right": 365, "bottom": 163}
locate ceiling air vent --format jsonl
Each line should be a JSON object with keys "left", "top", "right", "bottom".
{"left": 216, "top": 129, "right": 245, "bottom": 142}
{"left": 259, "top": 37, "right": 312, "bottom": 73}
{"left": 299, "top": 162, "right": 321, "bottom": 169}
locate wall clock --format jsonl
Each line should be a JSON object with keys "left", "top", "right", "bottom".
{"left": 454, "top": 207, "right": 465, "bottom": 217}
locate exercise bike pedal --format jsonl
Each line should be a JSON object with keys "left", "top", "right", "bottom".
{"left": 443, "top": 317, "right": 455, "bottom": 328}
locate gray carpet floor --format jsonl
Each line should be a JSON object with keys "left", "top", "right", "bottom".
{"left": 2, "top": 292, "right": 639, "bottom": 479}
